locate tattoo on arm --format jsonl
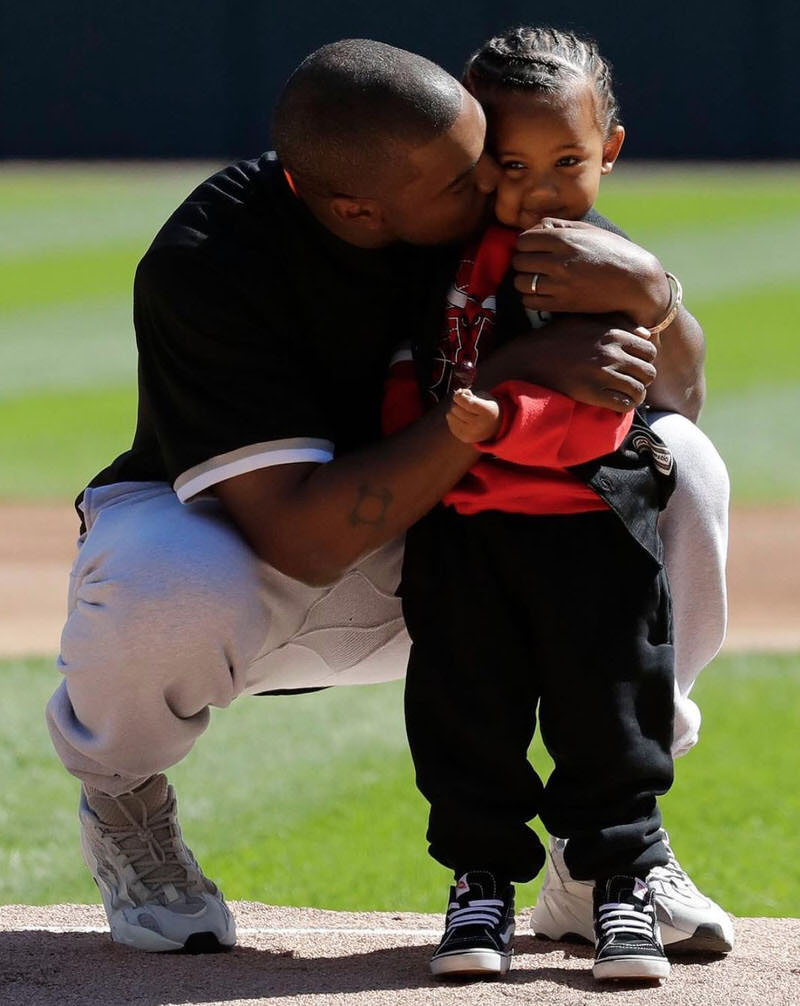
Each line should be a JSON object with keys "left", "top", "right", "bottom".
{"left": 348, "top": 484, "right": 393, "bottom": 527}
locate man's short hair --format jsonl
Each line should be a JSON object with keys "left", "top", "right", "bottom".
{"left": 272, "top": 39, "right": 463, "bottom": 196}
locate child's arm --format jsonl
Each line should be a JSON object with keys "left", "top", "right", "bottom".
{"left": 451, "top": 379, "right": 633, "bottom": 467}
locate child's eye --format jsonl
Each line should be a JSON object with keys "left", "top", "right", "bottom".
{"left": 556, "top": 156, "right": 582, "bottom": 167}
{"left": 501, "top": 160, "right": 527, "bottom": 173}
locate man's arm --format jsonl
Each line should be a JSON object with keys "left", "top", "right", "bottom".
{"left": 511, "top": 220, "right": 706, "bottom": 420}
{"left": 215, "top": 402, "right": 477, "bottom": 587}
{"left": 215, "top": 314, "right": 657, "bottom": 586}
{"left": 645, "top": 307, "right": 706, "bottom": 421}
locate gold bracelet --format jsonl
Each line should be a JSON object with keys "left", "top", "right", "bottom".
{"left": 648, "top": 273, "right": 683, "bottom": 336}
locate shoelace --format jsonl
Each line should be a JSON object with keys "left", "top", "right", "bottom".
{"left": 648, "top": 841, "right": 697, "bottom": 894}
{"left": 597, "top": 900, "right": 656, "bottom": 940}
{"left": 104, "top": 794, "right": 192, "bottom": 890}
{"left": 446, "top": 898, "right": 504, "bottom": 930}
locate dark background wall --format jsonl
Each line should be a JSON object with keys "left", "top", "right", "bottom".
{"left": 2, "top": 0, "right": 798, "bottom": 160}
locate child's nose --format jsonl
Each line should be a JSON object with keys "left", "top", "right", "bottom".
{"left": 523, "top": 175, "right": 559, "bottom": 204}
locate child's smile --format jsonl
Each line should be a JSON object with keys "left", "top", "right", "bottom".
{"left": 488, "top": 80, "right": 624, "bottom": 230}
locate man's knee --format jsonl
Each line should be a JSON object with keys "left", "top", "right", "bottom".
{"left": 649, "top": 411, "right": 730, "bottom": 521}
{"left": 51, "top": 491, "right": 273, "bottom": 784}
{"left": 61, "top": 505, "right": 269, "bottom": 692}
{"left": 648, "top": 412, "right": 728, "bottom": 717}
{"left": 46, "top": 676, "right": 211, "bottom": 785}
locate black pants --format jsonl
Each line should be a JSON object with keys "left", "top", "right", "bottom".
{"left": 401, "top": 506, "right": 675, "bottom": 884}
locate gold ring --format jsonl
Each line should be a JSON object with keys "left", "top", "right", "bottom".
{"left": 530, "top": 272, "right": 540, "bottom": 295}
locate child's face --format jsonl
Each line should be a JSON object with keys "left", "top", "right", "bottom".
{"left": 487, "top": 79, "right": 624, "bottom": 230}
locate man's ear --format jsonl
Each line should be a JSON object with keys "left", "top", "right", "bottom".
{"left": 329, "top": 196, "right": 385, "bottom": 231}
{"left": 600, "top": 125, "right": 625, "bottom": 175}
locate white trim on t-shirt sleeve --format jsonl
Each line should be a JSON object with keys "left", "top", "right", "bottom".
{"left": 173, "top": 437, "right": 335, "bottom": 502}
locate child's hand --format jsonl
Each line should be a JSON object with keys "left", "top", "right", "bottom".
{"left": 446, "top": 388, "right": 502, "bottom": 443}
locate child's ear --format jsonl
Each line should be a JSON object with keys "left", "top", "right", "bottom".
{"left": 600, "top": 125, "right": 625, "bottom": 175}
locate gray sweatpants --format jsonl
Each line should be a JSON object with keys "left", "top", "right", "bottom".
{"left": 46, "top": 412, "right": 728, "bottom": 796}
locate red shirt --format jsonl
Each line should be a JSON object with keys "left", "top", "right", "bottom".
{"left": 382, "top": 358, "right": 631, "bottom": 515}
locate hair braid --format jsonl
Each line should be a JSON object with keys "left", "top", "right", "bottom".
{"left": 464, "top": 25, "right": 620, "bottom": 136}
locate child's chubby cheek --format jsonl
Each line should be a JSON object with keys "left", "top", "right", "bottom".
{"left": 493, "top": 185, "right": 523, "bottom": 229}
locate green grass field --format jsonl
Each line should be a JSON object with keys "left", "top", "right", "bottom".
{"left": 1, "top": 162, "right": 799, "bottom": 501}
{"left": 1, "top": 163, "right": 799, "bottom": 915}
{"left": 1, "top": 652, "right": 798, "bottom": 915}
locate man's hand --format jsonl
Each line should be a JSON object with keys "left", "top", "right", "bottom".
{"left": 512, "top": 219, "right": 672, "bottom": 329}
{"left": 478, "top": 314, "right": 657, "bottom": 413}
{"left": 447, "top": 388, "right": 502, "bottom": 443}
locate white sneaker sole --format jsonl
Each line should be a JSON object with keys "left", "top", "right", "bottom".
{"left": 534, "top": 891, "right": 734, "bottom": 954}
{"left": 431, "top": 949, "right": 512, "bottom": 978}
{"left": 593, "top": 955, "right": 671, "bottom": 981}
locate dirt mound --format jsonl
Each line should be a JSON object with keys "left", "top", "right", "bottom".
{"left": 0, "top": 903, "right": 797, "bottom": 1006}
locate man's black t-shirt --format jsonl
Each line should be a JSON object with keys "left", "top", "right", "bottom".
{"left": 89, "top": 154, "right": 457, "bottom": 503}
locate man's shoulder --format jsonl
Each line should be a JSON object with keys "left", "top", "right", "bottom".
{"left": 145, "top": 153, "right": 284, "bottom": 258}
{"left": 136, "top": 154, "right": 288, "bottom": 297}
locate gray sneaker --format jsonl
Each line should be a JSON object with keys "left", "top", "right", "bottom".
{"left": 80, "top": 774, "right": 236, "bottom": 952}
{"left": 532, "top": 833, "right": 734, "bottom": 954}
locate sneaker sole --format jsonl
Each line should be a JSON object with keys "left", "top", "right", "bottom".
{"left": 174, "top": 932, "right": 234, "bottom": 955}
{"left": 108, "top": 899, "right": 236, "bottom": 953}
{"left": 431, "top": 949, "right": 512, "bottom": 978}
{"left": 593, "top": 956, "right": 671, "bottom": 981}
{"left": 659, "top": 920, "right": 734, "bottom": 954}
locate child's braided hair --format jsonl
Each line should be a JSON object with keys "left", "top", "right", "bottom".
{"left": 464, "top": 26, "right": 621, "bottom": 137}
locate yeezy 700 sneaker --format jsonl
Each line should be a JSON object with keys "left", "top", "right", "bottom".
{"left": 430, "top": 871, "right": 515, "bottom": 978}
{"left": 80, "top": 774, "right": 236, "bottom": 952}
{"left": 532, "top": 833, "right": 734, "bottom": 953}
{"left": 593, "top": 876, "right": 670, "bottom": 981}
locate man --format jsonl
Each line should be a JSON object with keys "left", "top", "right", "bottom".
{"left": 47, "top": 39, "right": 730, "bottom": 957}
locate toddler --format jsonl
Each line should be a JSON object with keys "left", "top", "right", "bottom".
{"left": 385, "top": 26, "right": 682, "bottom": 984}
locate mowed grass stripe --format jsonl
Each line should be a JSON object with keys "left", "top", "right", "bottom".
{"left": 2, "top": 280, "right": 797, "bottom": 501}
{"left": 1, "top": 384, "right": 795, "bottom": 504}
{"left": 0, "top": 299, "right": 136, "bottom": 397}
{"left": 2, "top": 165, "right": 799, "bottom": 394}
{"left": 0, "top": 386, "right": 137, "bottom": 499}
{"left": 658, "top": 653, "right": 800, "bottom": 915}
{"left": 699, "top": 385, "right": 800, "bottom": 503}
{"left": 627, "top": 216, "right": 800, "bottom": 301}
{"left": 699, "top": 281, "right": 800, "bottom": 393}
{"left": 0, "top": 243, "right": 144, "bottom": 312}
{"left": 0, "top": 161, "right": 216, "bottom": 214}
{"left": 4, "top": 210, "right": 798, "bottom": 316}
{"left": 596, "top": 164, "right": 800, "bottom": 234}
{"left": 2, "top": 272, "right": 797, "bottom": 402}
{"left": 1, "top": 653, "right": 798, "bottom": 915}
{"left": 1, "top": 165, "right": 798, "bottom": 503}
{"left": 3, "top": 161, "right": 796, "bottom": 240}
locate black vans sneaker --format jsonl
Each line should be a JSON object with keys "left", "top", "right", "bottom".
{"left": 593, "top": 875, "right": 670, "bottom": 982}
{"left": 430, "top": 870, "right": 515, "bottom": 978}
